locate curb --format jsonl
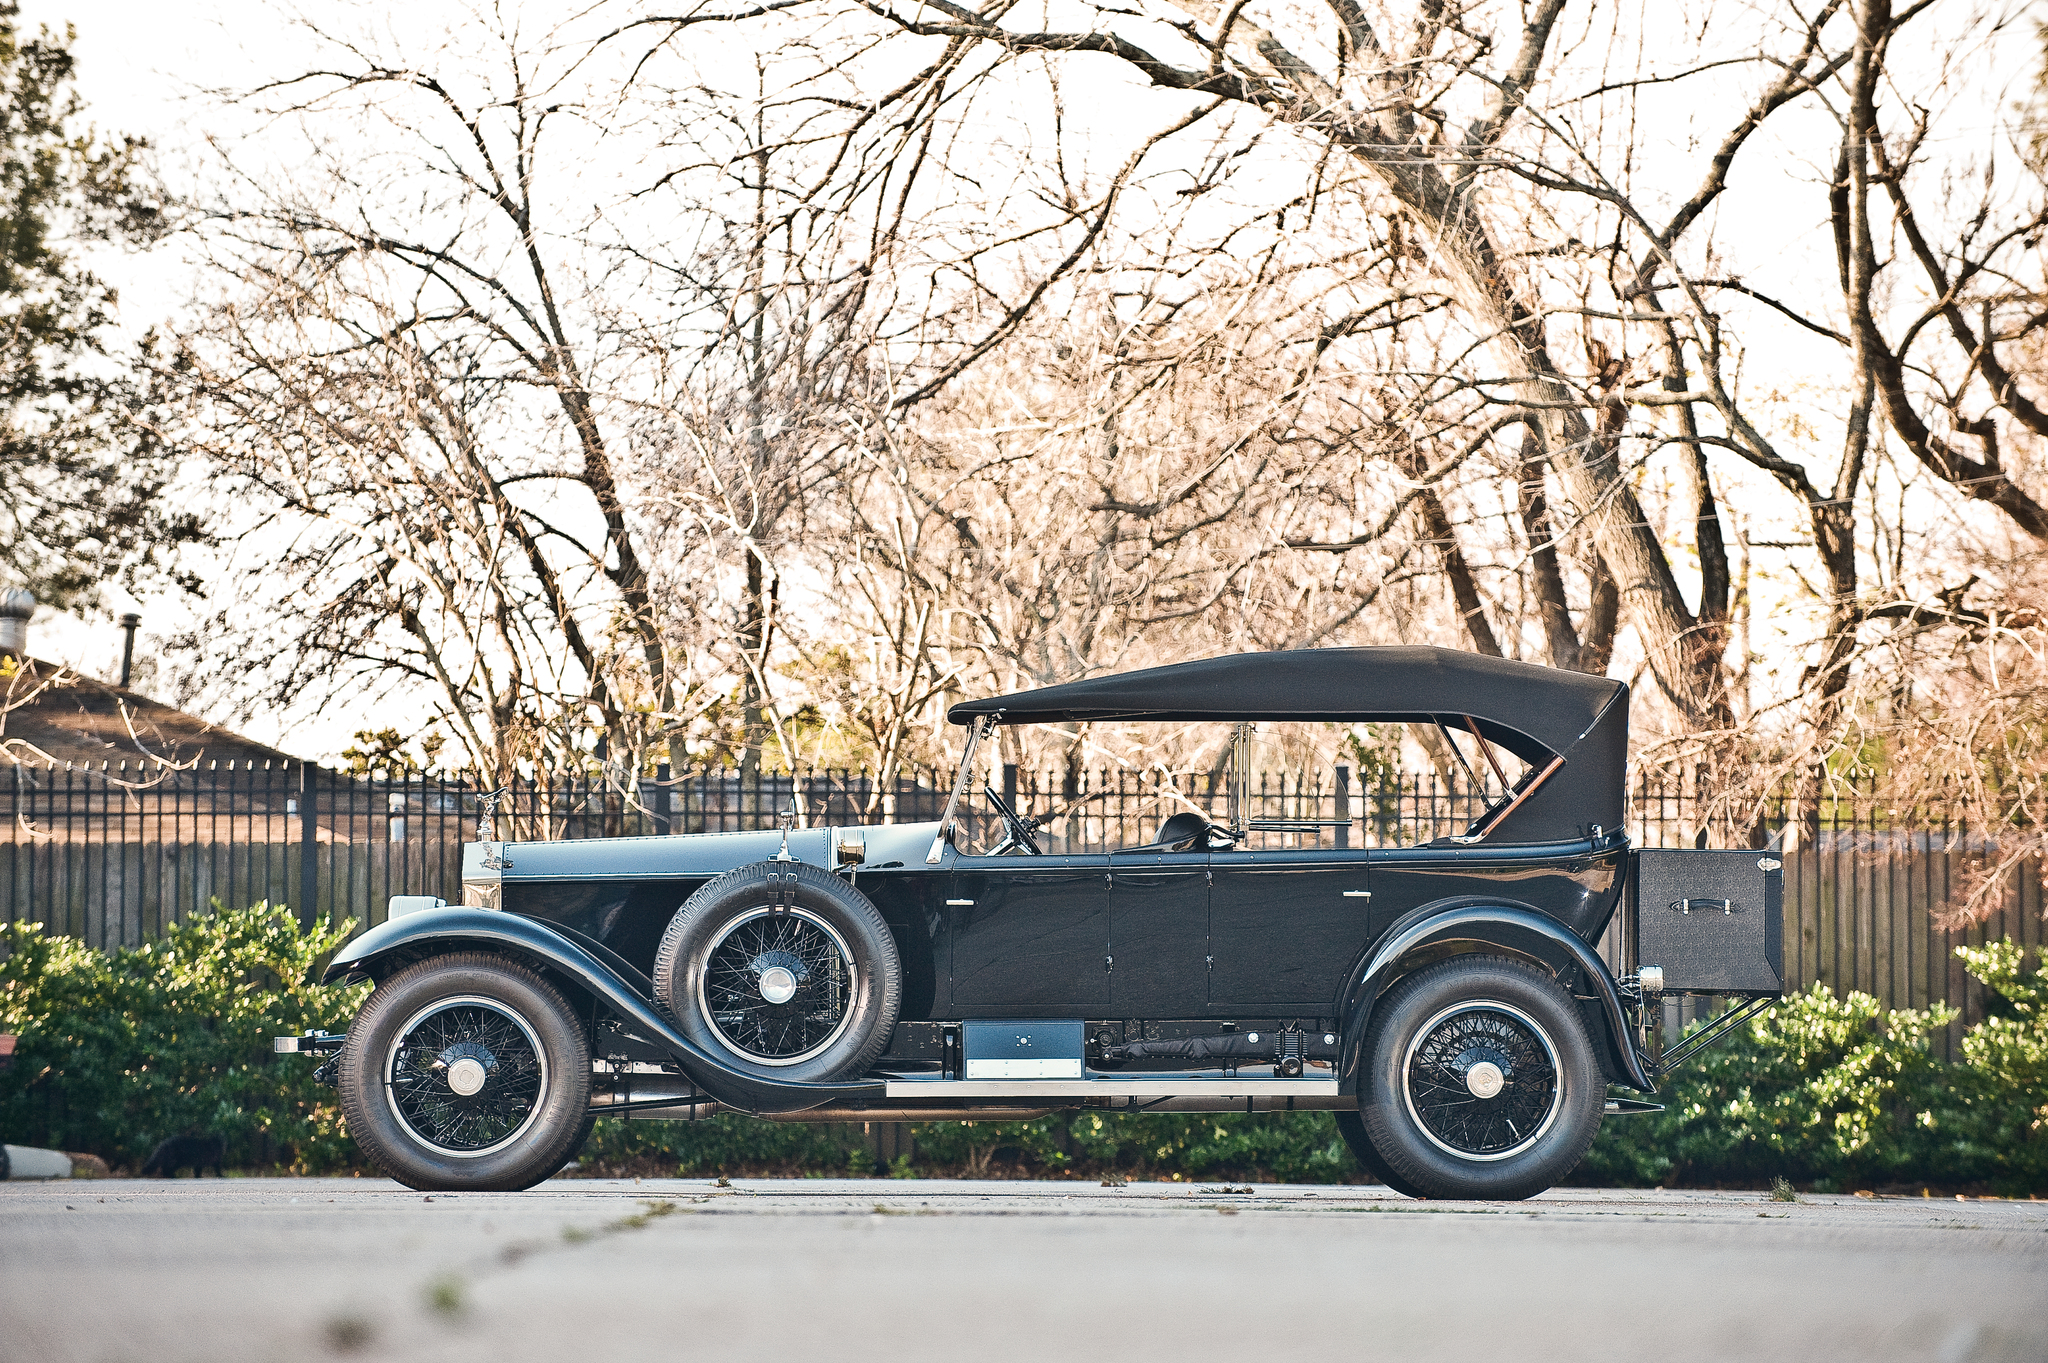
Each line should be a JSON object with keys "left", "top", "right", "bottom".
{"left": 2, "top": 1145, "right": 74, "bottom": 1180}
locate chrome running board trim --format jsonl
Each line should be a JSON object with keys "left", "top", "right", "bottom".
{"left": 881, "top": 1077, "right": 1341, "bottom": 1100}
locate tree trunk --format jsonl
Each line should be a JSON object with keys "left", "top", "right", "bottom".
{"left": 1414, "top": 485, "right": 1501, "bottom": 657}
{"left": 1517, "top": 435, "right": 1585, "bottom": 671}
{"left": 1407, "top": 207, "right": 1719, "bottom": 727}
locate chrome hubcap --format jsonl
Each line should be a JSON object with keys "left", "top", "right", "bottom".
{"left": 385, "top": 997, "right": 547, "bottom": 1158}
{"left": 446, "top": 1056, "right": 488, "bottom": 1096}
{"left": 1402, "top": 1000, "right": 1562, "bottom": 1162}
{"left": 758, "top": 965, "right": 799, "bottom": 1005}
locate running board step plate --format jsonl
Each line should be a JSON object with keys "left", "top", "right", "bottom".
{"left": 1604, "top": 1097, "right": 1665, "bottom": 1115}
{"left": 882, "top": 1077, "right": 1341, "bottom": 1100}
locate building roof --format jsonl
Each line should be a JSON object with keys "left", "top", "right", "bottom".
{"left": 0, "top": 656, "right": 296, "bottom": 771}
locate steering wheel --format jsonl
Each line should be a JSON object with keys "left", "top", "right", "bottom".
{"left": 983, "top": 784, "right": 1044, "bottom": 856}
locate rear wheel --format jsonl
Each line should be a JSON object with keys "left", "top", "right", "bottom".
{"left": 339, "top": 953, "right": 592, "bottom": 1192}
{"left": 1333, "top": 1110, "right": 1426, "bottom": 1198}
{"left": 1359, "top": 956, "right": 1602, "bottom": 1201}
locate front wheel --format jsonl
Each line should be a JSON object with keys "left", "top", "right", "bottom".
{"left": 338, "top": 953, "right": 592, "bottom": 1191}
{"left": 1358, "top": 955, "right": 1603, "bottom": 1201}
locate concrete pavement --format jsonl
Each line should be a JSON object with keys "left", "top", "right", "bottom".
{"left": 3, "top": 1178, "right": 2044, "bottom": 1362}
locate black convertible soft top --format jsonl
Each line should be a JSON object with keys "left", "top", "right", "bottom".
{"left": 949, "top": 647, "right": 1628, "bottom": 844}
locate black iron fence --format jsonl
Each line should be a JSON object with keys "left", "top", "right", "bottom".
{"left": 0, "top": 762, "right": 958, "bottom": 949}
{"left": 3, "top": 759, "right": 2039, "bottom": 1057}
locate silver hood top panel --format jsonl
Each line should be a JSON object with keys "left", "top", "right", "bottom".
{"left": 462, "top": 821, "right": 943, "bottom": 883}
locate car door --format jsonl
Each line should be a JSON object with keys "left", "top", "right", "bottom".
{"left": 1107, "top": 852, "right": 1211, "bottom": 1017}
{"left": 947, "top": 853, "right": 1111, "bottom": 1014}
{"left": 1207, "top": 848, "right": 1374, "bottom": 1013}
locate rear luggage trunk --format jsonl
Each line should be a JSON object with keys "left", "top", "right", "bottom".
{"left": 1632, "top": 849, "right": 1786, "bottom": 998}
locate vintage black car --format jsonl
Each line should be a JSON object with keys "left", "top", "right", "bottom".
{"left": 279, "top": 648, "right": 1782, "bottom": 1198}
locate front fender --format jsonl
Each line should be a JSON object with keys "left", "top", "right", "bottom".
{"left": 324, "top": 909, "right": 885, "bottom": 1115}
{"left": 1336, "top": 900, "right": 1655, "bottom": 1096}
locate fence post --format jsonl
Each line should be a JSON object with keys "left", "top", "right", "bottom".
{"left": 654, "top": 762, "right": 671, "bottom": 835}
{"left": 298, "top": 763, "right": 318, "bottom": 929}
{"left": 1334, "top": 765, "right": 1350, "bottom": 849}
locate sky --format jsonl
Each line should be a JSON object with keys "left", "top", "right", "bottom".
{"left": 20, "top": 2, "right": 286, "bottom": 725}
{"left": 14, "top": 0, "right": 2042, "bottom": 764}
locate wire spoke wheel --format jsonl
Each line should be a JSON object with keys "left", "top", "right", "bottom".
{"left": 656, "top": 862, "right": 901, "bottom": 1084}
{"left": 385, "top": 996, "right": 548, "bottom": 1158}
{"left": 1402, "top": 1000, "right": 1561, "bottom": 1162}
{"left": 698, "top": 906, "right": 855, "bottom": 1066}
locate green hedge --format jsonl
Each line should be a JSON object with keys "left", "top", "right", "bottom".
{"left": 2, "top": 903, "right": 2041, "bottom": 1190}
{"left": 579, "top": 1106, "right": 1359, "bottom": 1183}
{"left": 1580, "top": 941, "right": 2048, "bottom": 1195}
{"left": 0, "top": 905, "right": 367, "bottom": 1171}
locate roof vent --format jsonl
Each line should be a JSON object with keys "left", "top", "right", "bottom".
{"left": 0, "top": 589, "right": 32, "bottom": 657}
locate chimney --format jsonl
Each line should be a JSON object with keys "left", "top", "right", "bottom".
{"left": 119, "top": 612, "right": 141, "bottom": 688}
{"left": 0, "top": 589, "right": 31, "bottom": 658}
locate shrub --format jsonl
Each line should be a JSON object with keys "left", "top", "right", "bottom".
{"left": 4, "top": 907, "right": 2041, "bottom": 1191}
{"left": 580, "top": 1113, "right": 868, "bottom": 1176}
{"left": 580, "top": 1108, "right": 1358, "bottom": 1182}
{"left": 1948, "top": 941, "right": 2048, "bottom": 1192}
{"left": 1581, "top": 942, "right": 2048, "bottom": 1193}
{"left": 905, "top": 1110, "right": 1353, "bottom": 1181}
{"left": 0, "top": 904, "right": 367, "bottom": 1171}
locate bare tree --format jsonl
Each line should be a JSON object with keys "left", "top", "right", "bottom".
{"left": 169, "top": 9, "right": 697, "bottom": 784}
{"left": 601, "top": 0, "right": 2048, "bottom": 797}
{"left": 616, "top": 0, "right": 1752, "bottom": 719}
{"left": 159, "top": 0, "right": 2048, "bottom": 897}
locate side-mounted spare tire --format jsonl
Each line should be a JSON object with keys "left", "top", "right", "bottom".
{"left": 653, "top": 861, "right": 901, "bottom": 1084}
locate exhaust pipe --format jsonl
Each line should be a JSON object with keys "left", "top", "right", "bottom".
{"left": 622, "top": 1101, "right": 728, "bottom": 1120}
{"left": 590, "top": 1080, "right": 726, "bottom": 1121}
{"left": 588, "top": 1078, "right": 1062, "bottom": 1124}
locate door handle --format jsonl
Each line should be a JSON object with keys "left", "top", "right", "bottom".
{"left": 1342, "top": 890, "right": 1371, "bottom": 899}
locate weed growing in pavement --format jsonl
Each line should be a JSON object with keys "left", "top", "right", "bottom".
{"left": 423, "top": 1273, "right": 467, "bottom": 1319}
{"left": 1770, "top": 1177, "right": 1800, "bottom": 1203}
{"left": 611, "top": 1200, "right": 680, "bottom": 1231}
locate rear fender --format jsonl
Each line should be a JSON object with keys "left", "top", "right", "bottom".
{"left": 1336, "top": 899, "right": 1655, "bottom": 1097}
{"left": 323, "top": 908, "right": 884, "bottom": 1115}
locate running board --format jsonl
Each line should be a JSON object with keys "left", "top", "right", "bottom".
{"left": 881, "top": 1077, "right": 1342, "bottom": 1101}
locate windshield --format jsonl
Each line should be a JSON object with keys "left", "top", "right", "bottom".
{"left": 942, "top": 717, "right": 1549, "bottom": 854}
